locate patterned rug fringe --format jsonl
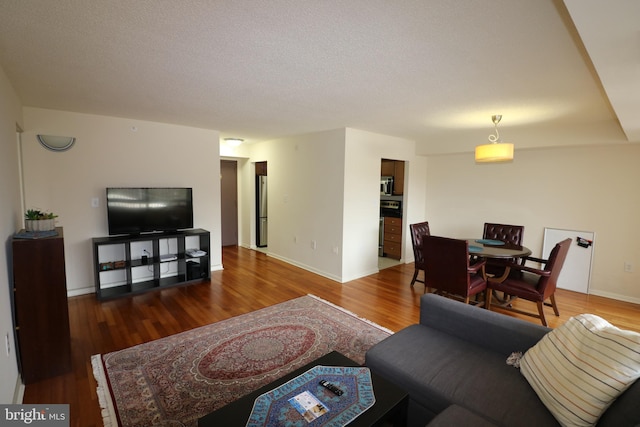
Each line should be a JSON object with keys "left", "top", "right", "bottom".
{"left": 91, "top": 354, "right": 117, "bottom": 427}
{"left": 306, "top": 294, "right": 394, "bottom": 334}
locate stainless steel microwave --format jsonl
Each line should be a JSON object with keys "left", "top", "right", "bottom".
{"left": 380, "top": 176, "right": 394, "bottom": 195}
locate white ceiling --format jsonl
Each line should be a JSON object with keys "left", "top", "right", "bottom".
{"left": 0, "top": 0, "right": 638, "bottom": 155}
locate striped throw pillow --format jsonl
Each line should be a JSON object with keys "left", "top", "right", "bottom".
{"left": 520, "top": 314, "right": 640, "bottom": 427}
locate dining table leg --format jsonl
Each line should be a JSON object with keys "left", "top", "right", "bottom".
{"left": 488, "top": 266, "right": 514, "bottom": 305}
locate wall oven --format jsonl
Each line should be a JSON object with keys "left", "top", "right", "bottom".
{"left": 380, "top": 200, "right": 402, "bottom": 218}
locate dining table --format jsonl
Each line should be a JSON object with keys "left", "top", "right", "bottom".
{"left": 467, "top": 238, "right": 531, "bottom": 259}
{"left": 466, "top": 238, "right": 532, "bottom": 282}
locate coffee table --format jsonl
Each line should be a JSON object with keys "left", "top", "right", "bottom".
{"left": 198, "top": 351, "right": 408, "bottom": 426}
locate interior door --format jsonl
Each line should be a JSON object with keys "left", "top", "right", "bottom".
{"left": 220, "top": 160, "right": 238, "bottom": 246}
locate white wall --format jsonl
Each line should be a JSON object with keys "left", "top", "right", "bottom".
{"left": 343, "top": 128, "right": 427, "bottom": 281}
{"left": 234, "top": 128, "right": 427, "bottom": 283}
{"left": 0, "top": 66, "right": 24, "bottom": 403}
{"left": 246, "top": 130, "right": 346, "bottom": 281}
{"left": 21, "top": 108, "right": 222, "bottom": 295}
{"left": 425, "top": 144, "right": 640, "bottom": 302}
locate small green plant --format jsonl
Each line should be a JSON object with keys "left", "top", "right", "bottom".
{"left": 25, "top": 209, "right": 58, "bottom": 220}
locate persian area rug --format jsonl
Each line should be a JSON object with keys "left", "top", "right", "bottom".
{"left": 91, "top": 294, "right": 392, "bottom": 427}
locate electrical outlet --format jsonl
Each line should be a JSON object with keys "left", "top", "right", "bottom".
{"left": 311, "top": 240, "right": 317, "bottom": 250}
{"left": 91, "top": 197, "right": 100, "bottom": 208}
{"left": 624, "top": 262, "right": 633, "bottom": 273}
{"left": 5, "top": 333, "right": 10, "bottom": 357}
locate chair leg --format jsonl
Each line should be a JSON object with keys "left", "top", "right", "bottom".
{"left": 536, "top": 302, "right": 547, "bottom": 327}
{"left": 410, "top": 269, "right": 419, "bottom": 286}
{"left": 485, "top": 290, "right": 492, "bottom": 310}
{"left": 550, "top": 294, "right": 560, "bottom": 316}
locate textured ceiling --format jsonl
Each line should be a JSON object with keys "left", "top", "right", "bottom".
{"left": 0, "top": 0, "right": 637, "bottom": 154}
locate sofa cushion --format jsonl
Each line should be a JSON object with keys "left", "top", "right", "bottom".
{"left": 365, "top": 324, "right": 560, "bottom": 427}
{"left": 419, "top": 293, "right": 550, "bottom": 356}
{"left": 520, "top": 314, "right": 640, "bottom": 427}
{"left": 597, "top": 374, "right": 640, "bottom": 426}
{"left": 426, "top": 404, "right": 497, "bottom": 427}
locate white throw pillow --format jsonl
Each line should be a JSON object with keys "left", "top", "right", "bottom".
{"left": 520, "top": 314, "right": 640, "bottom": 427}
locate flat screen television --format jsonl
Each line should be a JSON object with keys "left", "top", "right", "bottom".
{"left": 106, "top": 187, "right": 193, "bottom": 235}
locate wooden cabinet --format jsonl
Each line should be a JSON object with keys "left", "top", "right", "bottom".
{"left": 381, "top": 159, "right": 395, "bottom": 177}
{"left": 93, "top": 229, "right": 211, "bottom": 300}
{"left": 12, "top": 227, "right": 71, "bottom": 384}
{"left": 255, "top": 161, "right": 267, "bottom": 176}
{"left": 383, "top": 217, "right": 402, "bottom": 260}
{"left": 393, "top": 161, "right": 404, "bottom": 195}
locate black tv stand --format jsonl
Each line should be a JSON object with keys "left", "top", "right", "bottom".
{"left": 92, "top": 228, "right": 210, "bottom": 300}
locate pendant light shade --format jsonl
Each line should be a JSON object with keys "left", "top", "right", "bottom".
{"left": 475, "top": 115, "right": 514, "bottom": 163}
{"left": 475, "top": 141, "right": 514, "bottom": 162}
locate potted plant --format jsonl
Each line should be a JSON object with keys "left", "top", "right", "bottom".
{"left": 24, "top": 209, "right": 58, "bottom": 232}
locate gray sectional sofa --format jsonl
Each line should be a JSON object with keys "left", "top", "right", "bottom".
{"left": 365, "top": 293, "right": 640, "bottom": 426}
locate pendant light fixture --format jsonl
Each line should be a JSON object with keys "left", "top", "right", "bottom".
{"left": 475, "top": 115, "right": 514, "bottom": 162}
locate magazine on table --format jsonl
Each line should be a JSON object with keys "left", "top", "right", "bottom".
{"left": 288, "top": 391, "right": 329, "bottom": 422}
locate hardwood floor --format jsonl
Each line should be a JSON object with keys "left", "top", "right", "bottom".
{"left": 22, "top": 246, "right": 640, "bottom": 427}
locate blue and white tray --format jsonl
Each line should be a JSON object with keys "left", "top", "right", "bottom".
{"left": 246, "top": 365, "right": 375, "bottom": 427}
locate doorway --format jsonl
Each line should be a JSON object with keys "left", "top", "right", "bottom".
{"left": 255, "top": 161, "right": 268, "bottom": 249}
{"left": 220, "top": 160, "right": 238, "bottom": 246}
{"left": 379, "top": 158, "right": 405, "bottom": 270}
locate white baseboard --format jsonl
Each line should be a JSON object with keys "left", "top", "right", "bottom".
{"left": 266, "top": 252, "right": 343, "bottom": 283}
{"left": 67, "top": 286, "right": 95, "bottom": 297}
{"left": 239, "top": 245, "right": 376, "bottom": 283}
{"left": 588, "top": 289, "right": 640, "bottom": 305}
{"left": 13, "top": 376, "right": 24, "bottom": 403}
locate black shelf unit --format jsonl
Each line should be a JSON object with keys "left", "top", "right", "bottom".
{"left": 92, "top": 228, "right": 210, "bottom": 300}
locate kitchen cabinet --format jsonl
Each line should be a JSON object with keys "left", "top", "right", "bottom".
{"left": 393, "top": 161, "right": 404, "bottom": 195}
{"left": 381, "top": 159, "right": 395, "bottom": 177}
{"left": 12, "top": 228, "right": 71, "bottom": 384}
{"left": 255, "top": 161, "right": 267, "bottom": 176}
{"left": 383, "top": 217, "right": 402, "bottom": 260}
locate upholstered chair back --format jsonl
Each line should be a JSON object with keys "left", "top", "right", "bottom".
{"left": 422, "top": 235, "right": 486, "bottom": 300}
{"left": 483, "top": 223, "right": 524, "bottom": 246}
{"left": 410, "top": 222, "right": 431, "bottom": 269}
{"left": 538, "top": 238, "right": 571, "bottom": 299}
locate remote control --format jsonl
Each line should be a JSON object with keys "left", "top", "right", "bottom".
{"left": 319, "top": 380, "right": 343, "bottom": 396}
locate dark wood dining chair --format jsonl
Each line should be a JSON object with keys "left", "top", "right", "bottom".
{"left": 409, "top": 221, "right": 430, "bottom": 287}
{"left": 423, "top": 235, "right": 487, "bottom": 304}
{"left": 485, "top": 238, "right": 571, "bottom": 326}
{"left": 482, "top": 223, "right": 525, "bottom": 278}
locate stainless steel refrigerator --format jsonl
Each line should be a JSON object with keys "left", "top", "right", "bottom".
{"left": 256, "top": 175, "right": 268, "bottom": 247}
